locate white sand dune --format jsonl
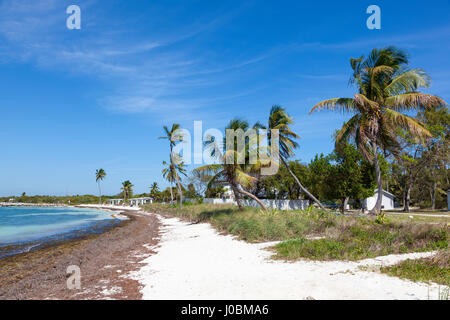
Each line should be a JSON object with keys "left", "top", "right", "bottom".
{"left": 131, "top": 213, "right": 446, "bottom": 300}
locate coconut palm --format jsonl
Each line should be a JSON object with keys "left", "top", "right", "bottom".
{"left": 150, "top": 182, "right": 159, "bottom": 200}
{"left": 267, "top": 105, "right": 326, "bottom": 210}
{"left": 159, "top": 124, "right": 185, "bottom": 208}
{"left": 194, "top": 119, "right": 268, "bottom": 211}
{"left": 162, "top": 161, "right": 175, "bottom": 204}
{"left": 95, "top": 168, "right": 106, "bottom": 205}
{"left": 162, "top": 160, "right": 186, "bottom": 204}
{"left": 310, "top": 47, "right": 446, "bottom": 214}
{"left": 121, "top": 180, "right": 134, "bottom": 203}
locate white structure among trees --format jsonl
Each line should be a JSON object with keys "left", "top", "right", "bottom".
{"left": 363, "top": 189, "right": 395, "bottom": 211}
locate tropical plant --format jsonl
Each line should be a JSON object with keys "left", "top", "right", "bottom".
{"left": 150, "top": 182, "right": 160, "bottom": 200}
{"left": 95, "top": 168, "right": 106, "bottom": 204}
{"left": 159, "top": 123, "right": 185, "bottom": 208}
{"left": 310, "top": 47, "right": 446, "bottom": 214}
{"left": 267, "top": 105, "right": 326, "bottom": 210}
{"left": 194, "top": 118, "right": 268, "bottom": 211}
{"left": 121, "top": 180, "right": 134, "bottom": 202}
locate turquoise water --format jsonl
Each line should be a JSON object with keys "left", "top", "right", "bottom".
{"left": 0, "top": 206, "right": 121, "bottom": 245}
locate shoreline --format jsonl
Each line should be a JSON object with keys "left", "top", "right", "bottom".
{"left": 0, "top": 206, "right": 160, "bottom": 299}
{"left": 0, "top": 205, "right": 129, "bottom": 260}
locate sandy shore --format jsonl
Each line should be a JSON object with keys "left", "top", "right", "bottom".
{"left": 131, "top": 214, "right": 446, "bottom": 300}
{"left": 0, "top": 207, "right": 159, "bottom": 300}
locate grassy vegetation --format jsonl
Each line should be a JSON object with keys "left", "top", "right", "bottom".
{"left": 380, "top": 250, "right": 450, "bottom": 287}
{"left": 143, "top": 203, "right": 449, "bottom": 261}
{"left": 143, "top": 203, "right": 335, "bottom": 242}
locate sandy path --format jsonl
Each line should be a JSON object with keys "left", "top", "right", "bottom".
{"left": 131, "top": 213, "right": 446, "bottom": 300}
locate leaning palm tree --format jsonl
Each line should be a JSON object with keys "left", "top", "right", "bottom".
{"left": 310, "top": 47, "right": 446, "bottom": 214}
{"left": 194, "top": 119, "right": 268, "bottom": 211}
{"left": 95, "top": 169, "right": 106, "bottom": 205}
{"left": 267, "top": 105, "right": 326, "bottom": 210}
{"left": 121, "top": 180, "right": 134, "bottom": 203}
{"left": 159, "top": 124, "right": 185, "bottom": 208}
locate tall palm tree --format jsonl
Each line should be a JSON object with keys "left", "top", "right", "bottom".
{"left": 194, "top": 119, "right": 268, "bottom": 211}
{"left": 267, "top": 105, "right": 326, "bottom": 210}
{"left": 121, "top": 180, "right": 134, "bottom": 203}
{"left": 159, "top": 124, "right": 185, "bottom": 208}
{"left": 310, "top": 47, "right": 446, "bottom": 214}
{"left": 95, "top": 169, "right": 106, "bottom": 205}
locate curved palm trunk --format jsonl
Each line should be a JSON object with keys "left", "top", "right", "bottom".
{"left": 97, "top": 181, "right": 102, "bottom": 205}
{"left": 371, "top": 141, "right": 383, "bottom": 215}
{"left": 237, "top": 188, "right": 267, "bottom": 211}
{"left": 230, "top": 183, "right": 242, "bottom": 209}
{"left": 281, "top": 158, "right": 326, "bottom": 211}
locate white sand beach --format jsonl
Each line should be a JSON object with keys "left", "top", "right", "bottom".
{"left": 131, "top": 213, "right": 446, "bottom": 300}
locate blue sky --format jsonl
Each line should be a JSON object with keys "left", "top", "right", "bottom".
{"left": 1, "top": 0, "right": 449, "bottom": 196}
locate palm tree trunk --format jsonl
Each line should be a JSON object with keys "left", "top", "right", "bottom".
{"left": 371, "top": 141, "right": 383, "bottom": 215}
{"left": 175, "top": 174, "right": 183, "bottom": 209}
{"left": 281, "top": 158, "right": 326, "bottom": 211}
{"left": 98, "top": 181, "right": 102, "bottom": 205}
{"left": 230, "top": 183, "right": 242, "bottom": 209}
{"left": 237, "top": 188, "right": 267, "bottom": 211}
{"left": 169, "top": 184, "right": 174, "bottom": 204}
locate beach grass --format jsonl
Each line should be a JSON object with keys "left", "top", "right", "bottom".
{"left": 380, "top": 249, "right": 450, "bottom": 287}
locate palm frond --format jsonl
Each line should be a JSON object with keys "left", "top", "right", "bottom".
{"left": 385, "top": 93, "right": 446, "bottom": 111}
{"left": 310, "top": 98, "right": 357, "bottom": 114}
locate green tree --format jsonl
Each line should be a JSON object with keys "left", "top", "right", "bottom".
{"left": 194, "top": 119, "right": 267, "bottom": 210}
{"left": 267, "top": 106, "right": 326, "bottom": 209}
{"left": 150, "top": 182, "right": 160, "bottom": 201}
{"left": 121, "top": 180, "right": 134, "bottom": 202}
{"left": 95, "top": 168, "right": 106, "bottom": 204}
{"left": 159, "top": 124, "right": 185, "bottom": 208}
{"left": 311, "top": 47, "right": 445, "bottom": 214}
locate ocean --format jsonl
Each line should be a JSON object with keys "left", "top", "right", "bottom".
{"left": 0, "top": 206, "right": 124, "bottom": 259}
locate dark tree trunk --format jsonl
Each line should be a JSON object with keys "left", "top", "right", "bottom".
{"left": 431, "top": 181, "right": 437, "bottom": 211}
{"left": 281, "top": 158, "right": 326, "bottom": 210}
{"left": 371, "top": 141, "right": 383, "bottom": 215}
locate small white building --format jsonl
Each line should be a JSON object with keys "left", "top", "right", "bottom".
{"left": 128, "top": 197, "right": 152, "bottom": 207}
{"left": 363, "top": 189, "right": 395, "bottom": 211}
{"left": 107, "top": 197, "right": 152, "bottom": 206}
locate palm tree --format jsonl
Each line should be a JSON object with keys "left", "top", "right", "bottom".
{"left": 162, "top": 160, "right": 187, "bottom": 204}
{"left": 121, "top": 180, "right": 134, "bottom": 203}
{"left": 150, "top": 182, "right": 159, "bottom": 200}
{"left": 310, "top": 47, "right": 446, "bottom": 214}
{"left": 194, "top": 119, "right": 268, "bottom": 211}
{"left": 159, "top": 124, "right": 185, "bottom": 208}
{"left": 95, "top": 169, "right": 106, "bottom": 205}
{"left": 267, "top": 105, "right": 326, "bottom": 210}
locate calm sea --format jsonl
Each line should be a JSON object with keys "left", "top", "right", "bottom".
{"left": 0, "top": 206, "right": 123, "bottom": 258}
